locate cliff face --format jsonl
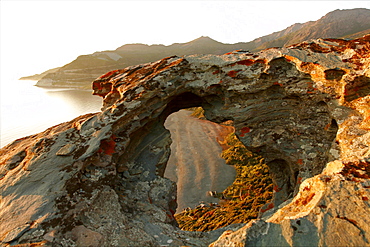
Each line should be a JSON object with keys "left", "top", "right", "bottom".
{"left": 1, "top": 36, "right": 369, "bottom": 246}
{"left": 27, "top": 8, "right": 370, "bottom": 88}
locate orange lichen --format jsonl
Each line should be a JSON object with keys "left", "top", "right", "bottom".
{"left": 227, "top": 70, "right": 238, "bottom": 78}
{"left": 324, "top": 122, "right": 332, "bottom": 131}
{"left": 297, "top": 192, "right": 315, "bottom": 206}
{"left": 273, "top": 82, "right": 283, "bottom": 87}
{"left": 239, "top": 127, "right": 250, "bottom": 137}
{"left": 303, "top": 186, "right": 310, "bottom": 192}
{"left": 99, "top": 69, "right": 121, "bottom": 80}
{"left": 273, "top": 185, "right": 282, "bottom": 192}
{"left": 237, "top": 59, "right": 255, "bottom": 66}
{"left": 260, "top": 202, "right": 274, "bottom": 213}
{"left": 284, "top": 55, "right": 296, "bottom": 62}
{"left": 230, "top": 59, "right": 266, "bottom": 67}
{"left": 98, "top": 135, "right": 116, "bottom": 155}
{"left": 241, "top": 127, "right": 250, "bottom": 133}
{"left": 297, "top": 159, "right": 303, "bottom": 165}
{"left": 115, "top": 56, "right": 185, "bottom": 91}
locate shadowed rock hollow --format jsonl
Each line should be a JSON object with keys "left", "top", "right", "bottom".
{"left": 1, "top": 36, "right": 370, "bottom": 246}
{"left": 164, "top": 110, "right": 236, "bottom": 213}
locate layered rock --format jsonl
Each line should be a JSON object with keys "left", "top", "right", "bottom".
{"left": 1, "top": 35, "right": 369, "bottom": 246}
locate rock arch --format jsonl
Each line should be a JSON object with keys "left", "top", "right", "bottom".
{"left": 1, "top": 36, "right": 369, "bottom": 246}
{"left": 85, "top": 53, "right": 342, "bottom": 231}
{"left": 96, "top": 54, "right": 338, "bottom": 191}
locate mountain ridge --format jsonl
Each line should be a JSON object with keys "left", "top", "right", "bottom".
{"left": 255, "top": 8, "right": 370, "bottom": 50}
{"left": 20, "top": 8, "right": 370, "bottom": 88}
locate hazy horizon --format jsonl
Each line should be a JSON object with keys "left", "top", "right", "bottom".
{"left": 1, "top": 1, "right": 369, "bottom": 81}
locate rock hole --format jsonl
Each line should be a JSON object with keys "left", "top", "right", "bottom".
{"left": 266, "top": 159, "right": 295, "bottom": 206}
{"left": 328, "top": 119, "right": 338, "bottom": 133}
{"left": 324, "top": 68, "right": 346, "bottom": 81}
{"left": 114, "top": 86, "right": 338, "bottom": 232}
{"left": 344, "top": 75, "right": 370, "bottom": 102}
{"left": 164, "top": 108, "right": 236, "bottom": 213}
{"left": 165, "top": 107, "right": 273, "bottom": 231}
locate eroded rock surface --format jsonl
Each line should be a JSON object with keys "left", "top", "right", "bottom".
{"left": 164, "top": 110, "right": 235, "bottom": 213}
{"left": 1, "top": 36, "right": 369, "bottom": 246}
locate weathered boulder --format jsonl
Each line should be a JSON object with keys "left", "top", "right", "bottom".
{"left": 0, "top": 35, "right": 369, "bottom": 246}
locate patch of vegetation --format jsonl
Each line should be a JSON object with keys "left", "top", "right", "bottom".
{"left": 187, "top": 107, "right": 206, "bottom": 119}
{"left": 175, "top": 133, "right": 273, "bottom": 232}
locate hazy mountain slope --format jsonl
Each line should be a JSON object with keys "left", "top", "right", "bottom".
{"left": 19, "top": 67, "right": 61, "bottom": 81}
{"left": 245, "top": 22, "right": 309, "bottom": 51}
{"left": 341, "top": 28, "right": 370, "bottom": 40}
{"left": 22, "top": 8, "right": 370, "bottom": 88}
{"left": 256, "top": 8, "right": 370, "bottom": 50}
{"left": 33, "top": 37, "right": 255, "bottom": 88}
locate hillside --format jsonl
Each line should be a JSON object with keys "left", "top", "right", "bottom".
{"left": 21, "top": 8, "right": 370, "bottom": 88}
{"left": 255, "top": 8, "right": 370, "bottom": 50}
{"left": 19, "top": 67, "right": 60, "bottom": 81}
{"left": 31, "top": 37, "right": 253, "bottom": 88}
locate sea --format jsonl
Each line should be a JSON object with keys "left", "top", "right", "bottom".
{"left": 0, "top": 79, "right": 103, "bottom": 148}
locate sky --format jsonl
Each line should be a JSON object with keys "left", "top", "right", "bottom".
{"left": 1, "top": 0, "right": 369, "bottom": 80}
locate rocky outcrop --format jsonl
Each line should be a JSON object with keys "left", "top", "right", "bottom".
{"left": 1, "top": 35, "right": 369, "bottom": 246}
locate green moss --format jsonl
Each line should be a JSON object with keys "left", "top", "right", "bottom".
{"left": 175, "top": 133, "right": 273, "bottom": 232}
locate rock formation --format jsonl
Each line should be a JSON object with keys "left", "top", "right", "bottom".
{"left": 1, "top": 35, "right": 369, "bottom": 246}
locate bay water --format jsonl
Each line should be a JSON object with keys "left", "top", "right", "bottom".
{"left": 0, "top": 79, "right": 103, "bottom": 147}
